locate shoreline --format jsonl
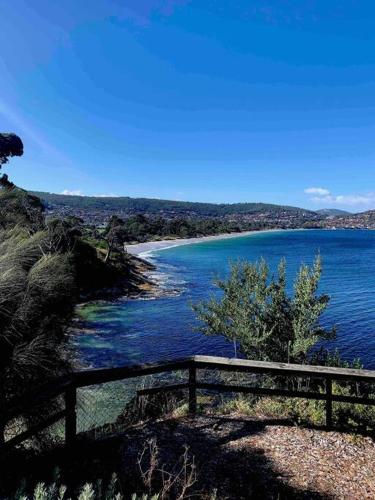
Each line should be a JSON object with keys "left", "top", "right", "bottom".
{"left": 126, "top": 228, "right": 287, "bottom": 257}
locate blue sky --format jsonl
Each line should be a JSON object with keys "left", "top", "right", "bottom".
{"left": 1, "top": 0, "right": 375, "bottom": 211}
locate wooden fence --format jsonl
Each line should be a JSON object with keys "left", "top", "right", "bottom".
{"left": 2, "top": 355, "right": 375, "bottom": 454}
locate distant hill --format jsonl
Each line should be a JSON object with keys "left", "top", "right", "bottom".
{"left": 319, "top": 209, "right": 375, "bottom": 229}
{"left": 344, "top": 209, "right": 375, "bottom": 222}
{"left": 32, "top": 191, "right": 316, "bottom": 218}
{"left": 317, "top": 209, "right": 351, "bottom": 217}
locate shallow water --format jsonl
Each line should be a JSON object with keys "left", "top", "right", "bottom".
{"left": 76, "top": 230, "right": 375, "bottom": 368}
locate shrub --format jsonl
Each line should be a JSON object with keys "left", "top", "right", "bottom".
{"left": 193, "top": 256, "right": 335, "bottom": 363}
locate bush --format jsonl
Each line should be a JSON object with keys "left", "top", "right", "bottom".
{"left": 193, "top": 256, "right": 336, "bottom": 364}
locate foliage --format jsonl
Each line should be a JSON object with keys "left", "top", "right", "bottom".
{"left": 10, "top": 473, "right": 123, "bottom": 500}
{"left": 32, "top": 191, "right": 315, "bottom": 218}
{"left": 0, "top": 133, "right": 23, "bottom": 166}
{"left": 193, "top": 256, "right": 336, "bottom": 363}
{"left": 8, "top": 441, "right": 210, "bottom": 499}
{"left": 137, "top": 439, "right": 197, "bottom": 500}
{"left": 118, "top": 215, "right": 247, "bottom": 243}
{"left": 0, "top": 131, "right": 146, "bottom": 416}
{"left": 0, "top": 133, "right": 23, "bottom": 189}
{"left": 103, "top": 216, "right": 129, "bottom": 261}
{"left": 252, "top": 383, "right": 375, "bottom": 431}
{"left": 0, "top": 188, "right": 44, "bottom": 232}
{"left": 310, "top": 347, "right": 362, "bottom": 369}
{"left": 0, "top": 224, "right": 76, "bottom": 406}
{"left": 0, "top": 188, "right": 138, "bottom": 410}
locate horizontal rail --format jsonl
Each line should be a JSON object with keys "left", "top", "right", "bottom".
{"left": 3, "top": 355, "right": 375, "bottom": 453}
{"left": 193, "top": 355, "right": 375, "bottom": 382}
{"left": 2, "top": 409, "right": 67, "bottom": 452}
{"left": 73, "top": 358, "right": 192, "bottom": 388}
{"left": 4, "top": 377, "right": 72, "bottom": 422}
{"left": 138, "top": 382, "right": 375, "bottom": 406}
{"left": 196, "top": 382, "right": 375, "bottom": 406}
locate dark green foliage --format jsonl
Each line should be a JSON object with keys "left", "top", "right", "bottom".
{"left": 0, "top": 133, "right": 23, "bottom": 189}
{"left": 103, "top": 215, "right": 129, "bottom": 261}
{"left": 0, "top": 188, "right": 44, "bottom": 232}
{"left": 0, "top": 178, "right": 153, "bottom": 413}
{"left": 0, "top": 188, "right": 99, "bottom": 405}
{"left": 0, "top": 188, "right": 146, "bottom": 407}
{"left": 72, "top": 237, "right": 122, "bottom": 294}
{"left": 0, "top": 133, "right": 23, "bottom": 167}
{"left": 123, "top": 214, "right": 248, "bottom": 242}
{"left": 0, "top": 227, "right": 77, "bottom": 405}
{"left": 193, "top": 256, "right": 336, "bottom": 363}
{"left": 310, "top": 348, "right": 362, "bottom": 369}
{"left": 32, "top": 191, "right": 316, "bottom": 218}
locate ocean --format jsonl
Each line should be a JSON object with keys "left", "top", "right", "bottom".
{"left": 76, "top": 229, "right": 375, "bottom": 369}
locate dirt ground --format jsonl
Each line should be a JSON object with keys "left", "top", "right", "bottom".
{"left": 5, "top": 415, "right": 375, "bottom": 499}
{"left": 116, "top": 414, "right": 375, "bottom": 499}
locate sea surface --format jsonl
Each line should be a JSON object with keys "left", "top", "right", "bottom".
{"left": 76, "top": 230, "right": 375, "bottom": 369}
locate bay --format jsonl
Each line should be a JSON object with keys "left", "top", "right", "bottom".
{"left": 76, "top": 230, "right": 375, "bottom": 369}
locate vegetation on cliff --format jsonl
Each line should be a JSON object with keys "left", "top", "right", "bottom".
{"left": 0, "top": 133, "right": 153, "bottom": 409}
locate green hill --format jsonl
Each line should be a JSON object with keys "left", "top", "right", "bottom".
{"left": 32, "top": 191, "right": 316, "bottom": 218}
{"left": 317, "top": 208, "right": 351, "bottom": 217}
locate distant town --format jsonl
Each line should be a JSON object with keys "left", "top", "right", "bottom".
{"left": 32, "top": 191, "right": 375, "bottom": 231}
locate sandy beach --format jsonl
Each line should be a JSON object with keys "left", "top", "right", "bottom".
{"left": 126, "top": 229, "right": 282, "bottom": 256}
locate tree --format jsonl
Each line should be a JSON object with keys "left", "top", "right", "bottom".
{"left": 103, "top": 215, "right": 129, "bottom": 262}
{"left": 0, "top": 134, "right": 43, "bottom": 231}
{"left": 193, "top": 256, "right": 335, "bottom": 363}
{"left": 0, "top": 133, "right": 23, "bottom": 188}
{"left": 0, "top": 133, "right": 23, "bottom": 166}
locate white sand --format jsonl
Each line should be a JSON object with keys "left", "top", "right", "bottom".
{"left": 126, "top": 229, "right": 283, "bottom": 257}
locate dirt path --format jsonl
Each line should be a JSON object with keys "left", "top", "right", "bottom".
{"left": 10, "top": 415, "right": 375, "bottom": 499}
{"left": 118, "top": 415, "right": 375, "bottom": 498}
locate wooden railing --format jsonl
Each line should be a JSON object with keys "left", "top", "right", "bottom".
{"left": 2, "top": 355, "right": 375, "bottom": 454}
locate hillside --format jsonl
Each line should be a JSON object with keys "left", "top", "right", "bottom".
{"left": 321, "top": 209, "right": 375, "bottom": 229}
{"left": 32, "top": 191, "right": 321, "bottom": 226}
{"left": 32, "top": 192, "right": 313, "bottom": 216}
{"left": 317, "top": 208, "right": 351, "bottom": 216}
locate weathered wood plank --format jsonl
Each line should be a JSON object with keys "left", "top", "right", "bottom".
{"left": 196, "top": 382, "right": 327, "bottom": 401}
{"left": 189, "top": 365, "right": 197, "bottom": 414}
{"left": 74, "top": 358, "right": 192, "bottom": 387}
{"left": 331, "top": 394, "right": 375, "bottom": 405}
{"left": 3, "top": 376, "right": 72, "bottom": 422}
{"left": 196, "top": 382, "right": 375, "bottom": 405}
{"left": 3, "top": 355, "right": 375, "bottom": 454}
{"left": 193, "top": 355, "right": 375, "bottom": 382}
{"left": 1, "top": 410, "right": 67, "bottom": 453}
{"left": 326, "top": 378, "right": 333, "bottom": 428}
{"left": 65, "top": 386, "right": 77, "bottom": 447}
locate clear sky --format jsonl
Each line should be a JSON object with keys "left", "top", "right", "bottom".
{"left": 1, "top": 1, "right": 375, "bottom": 211}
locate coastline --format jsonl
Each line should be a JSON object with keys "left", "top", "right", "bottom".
{"left": 126, "top": 228, "right": 285, "bottom": 257}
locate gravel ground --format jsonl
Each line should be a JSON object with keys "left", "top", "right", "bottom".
{"left": 10, "top": 414, "right": 374, "bottom": 499}
{"left": 119, "top": 415, "right": 375, "bottom": 499}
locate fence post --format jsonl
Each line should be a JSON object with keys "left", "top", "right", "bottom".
{"left": 189, "top": 364, "right": 197, "bottom": 414}
{"left": 65, "top": 384, "right": 77, "bottom": 447}
{"left": 0, "top": 419, "right": 5, "bottom": 450}
{"left": 326, "top": 377, "right": 332, "bottom": 429}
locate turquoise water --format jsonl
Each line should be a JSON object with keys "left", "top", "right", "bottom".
{"left": 76, "top": 230, "right": 375, "bottom": 369}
